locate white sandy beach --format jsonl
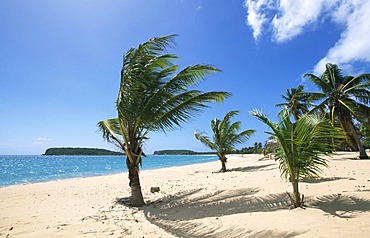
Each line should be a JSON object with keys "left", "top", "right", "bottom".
{"left": 1, "top": 152, "right": 370, "bottom": 237}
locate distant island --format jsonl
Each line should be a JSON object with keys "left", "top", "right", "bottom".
{"left": 43, "top": 147, "right": 124, "bottom": 156}
{"left": 153, "top": 149, "right": 215, "bottom": 155}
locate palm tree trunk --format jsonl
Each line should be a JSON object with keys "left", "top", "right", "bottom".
{"left": 127, "top": 157, "right": 145, "bottom": 207}
{"left": 291, "top": 178, "right": 301, "bottom": 208}
{"left": 356, "top": 136, "right": 368, "bottom": 159}
{"left": 340, "top": 117, "right": 368, "bottom": 159}
{"left": 218, "top": 153, "right": 227, "bottom": 172}
{"left": 221, "top": 160, "right": 227, "bottom": 172}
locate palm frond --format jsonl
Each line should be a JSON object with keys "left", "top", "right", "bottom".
{"left": 97, "top": 118, "right": 125, "bottom": 150}
{"left": 99, "top": 34, "right": 230, "bottom": 170}
{"left": 251, "top": 108, "right": 344, "bottom": 180}
{"left": 194, "top": 131, "right": 218, "bottom": 151}
{"left": 196, "top": 110, "right": 254, "bottom": 156}
{"left": 149, "top": 91, "right": 230, "bottom": 132}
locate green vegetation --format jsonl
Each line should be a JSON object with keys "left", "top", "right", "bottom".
{"left": 360, "top": 125, "right": 370, "bottom": 149}
{"left": 233, "top": 143, "right": 263, "bottom": 154}
{"left": 251, "top": 109, "right": 344, "bottom": 208}
{"left": 195, "top": 110, "right": 255, "bottom": 172}
{"left": 97, "top": 34, "right": 230, "bottom": 206}
{"left": 304, "top": 63, "right": 370, "bottom": 159}
{"left": 275, "top": 85, "right": 309, "bottom": 121}
{"left": 275, "top": 63, "right": 370, "bottom": 159}
{"left": 94, "top": 33, "right": 370, "bottom": 210}
{"left": 43, "top": 147, "right": 123, "bottom": 156}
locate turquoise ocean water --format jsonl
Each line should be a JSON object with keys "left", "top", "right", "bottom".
{"left": 0, "top": 155, "right": 217, "bottom": 187}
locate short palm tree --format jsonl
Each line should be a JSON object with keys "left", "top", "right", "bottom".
{"left": 275, "top": 85, "right": 309, "bottom": 121}
{"left": 194, "top": 110, "right": 255, "bottom": 172}
{"left": 304, "top": 63, "right": 370, "bottom": 159}
{"left": 251, "top": 109, "right": 343, "bottom": 208}
{"left": 98, "top": 34, "right": 230, "bottom": 206}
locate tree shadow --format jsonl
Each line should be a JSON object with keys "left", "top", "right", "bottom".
{"left": 115, "top": 196, "right": 131, "bottom": 206}
{"left": 228, "top": 164, "right": 276, "bottom": 173}
{"left": 140, "top": 188, "right": 302, "bottom": 237}
{"left": 145, "top": 218, "right": 303, "bottom": 238}
{"left": 309, "top": 193, "right": 370, "bottom": 218}
{"left": 328, "top": 152, "right": 361, "bottom": 161}
{"left": 301, "top": 177, "right": 352, "bottom": 183}
{"left": 143, "top": 188, "right": 291, "bottom": 221}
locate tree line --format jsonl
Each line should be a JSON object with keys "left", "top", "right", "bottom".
{"left": 43, "top": 147, "right": 124, "bottom": 156}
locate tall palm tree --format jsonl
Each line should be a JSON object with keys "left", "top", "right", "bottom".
{"left": 97, "top": 34, "right": 230, "bottom": 206}
{"left": 194, "top": 110, "right": 255, "bottom": 172}
{"left": 251, "top": 109, "right": 343, "bottom": 208}
{"left": 275, "top": 85, "right": 309, "bottom": 121}
{"left": 304, "top": 63, "right": 370, "bottom": 159}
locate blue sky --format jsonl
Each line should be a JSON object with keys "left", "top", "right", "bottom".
{"left": 1, "top": 0, "right": 370, "bottom": 155}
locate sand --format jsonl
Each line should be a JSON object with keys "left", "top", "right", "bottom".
{"left": 1, "top": 152, "right": 370, "bottom": 237}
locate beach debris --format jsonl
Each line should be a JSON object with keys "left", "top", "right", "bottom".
{"left": 150, "top": 187, "right": 160, "bottom": 193}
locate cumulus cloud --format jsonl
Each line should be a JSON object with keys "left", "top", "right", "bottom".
{"left": 271, "top": 0, "right": 329, "bottom": 42}
{"left": 244, "top": 0, "right": 273, "bottom": 40}
{"left": 244, "top": 0, "right": 370, "bottom": 74}
{"left": 314, "top": 0, "right": 370, "bottom": 74}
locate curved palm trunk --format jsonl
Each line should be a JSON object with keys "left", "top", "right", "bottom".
{"left": 127, "top": 156, "right": 145, "bottom": 207}
{"left": 219, "top": 154, "right": 227, "bottom": 172}
{"left": 339, "top": 116, "right": 368, "bottom": 159}
{"left": 354, "top": 134, "right": 368, "bottom": 159}
{"left": 221, "top": 160, "right": 227, "bottom": 172}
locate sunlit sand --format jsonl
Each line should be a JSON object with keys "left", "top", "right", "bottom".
{"left": 1, "top": 152, "right": 370, "bottom": 237}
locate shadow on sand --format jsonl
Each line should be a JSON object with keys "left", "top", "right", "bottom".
{"left": 301, "top": 176, "right": 352, "bottom": 183}
{"left": 309, "top": 193, "right": 370, "bottom": 218}
{"left": 113, "top": 189, "right": 370, "bottom": 237}
{"left": 140, "top": 188, "right": 302, "bottom": 237}
{"left": 228, "top": 163, "right": 276, "bottom": 173}
{"left": 142, "top": 219, "right": 302, "bottom": 238}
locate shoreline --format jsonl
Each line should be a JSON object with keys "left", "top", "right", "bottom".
{"left": 0, "top": 158, "right": 218, "bottom": 189}
{"left": 1, "top": 152, "right": 370, "bottom": 237}
{"left": 0, "top": 154, "right": 219, "bottom": 188}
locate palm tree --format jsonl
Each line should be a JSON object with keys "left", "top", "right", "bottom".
{"left": 275, "top": 85, "right": 309, "bottom": 121}
{"left": 194, "top": 110, "right": 255, "bottom": 172}
{"left": 97, "top": 34, "right": 230, "bottom": 206}
{"left": 251, "top": 109, "right": 343, "bottom": 208}
{"left": 304, "top": 63, "right": 370, "bottom": 159}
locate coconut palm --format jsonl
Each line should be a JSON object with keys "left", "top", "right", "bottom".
{"left": 251, "top": 109, "right": 343, "bottom": 208}
{"left": 304, "top": 63, "right": 370, "bottom": 159}
{"left": 97, "top": 34, "right": 230, "bottom": 206}
{"left": 275, "top": 85, "right": 310, "bottom": 121}
{"left": 194, "top": 110, "right": 255, "bottom": 172}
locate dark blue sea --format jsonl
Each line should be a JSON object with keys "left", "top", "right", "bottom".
{"left": 0, "top": 155, "right": 217, "bottom": 187}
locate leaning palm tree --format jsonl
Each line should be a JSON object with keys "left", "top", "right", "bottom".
{"left": 304, "top": 63, "right": 370, "bottom": 159}
{"left": 251, "top": 109, "right": 343, "bottom": 208}
{"left": 98, "top": 34, "right": 230, "bottom": 206}
{"left": 195, "top": 110, "right": 255, "bottom": 172}
{"left": 275, "top": 85, "right": 310, "bottom": 121}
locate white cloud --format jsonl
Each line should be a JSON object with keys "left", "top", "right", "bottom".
{"left": 244, "top": 0, "right": 370, "bottom": 75}
{"left": 244, "top": 0, "right": 273, "bottom": 40}
{"left": 314, "top": 0, "right": 370, "bottom": 74}
{"left": 271, "top": 0, "right": 329, "bottom": 42}
{"left": 245, "top": 0, "right": 334, "bottom": 42}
